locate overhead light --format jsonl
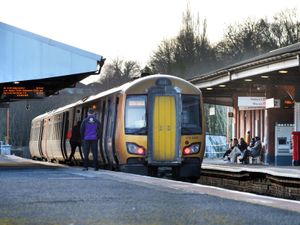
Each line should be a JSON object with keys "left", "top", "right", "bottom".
{"left": 206, "top": 87, "right": 213, "bottom": 90}
{"left": 244, "top": 79, "right": 252, "bottom": 82}
{"left": 13, "top": 81, "right": 20, "bottom": 84}
{"left": 261, "top": 75, "right": 269, "bottom": 79}
{"left": 279, "top": 70, "right": 288, "bottom": 74}
{"left": 219, "top": 84, "right": 226, "bottom": 87}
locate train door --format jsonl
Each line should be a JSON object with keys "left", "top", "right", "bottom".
{"left": 61, "top": 111, "right": 69, "bottom": 160}
{"left": 41, "top": 118, "right": 49, "bottom": 160}
{"left": 63, "top": 109, "right": 77, "bottom": 161}
{"left": 105, "top": 96, "right": 119, "bottom": 169}
{"left": 50, "top": 113, "right": 64, "bottom": 161}
{"left": 153, "top": 96, "right": 176, "bottom": 160}
{"left": 72, "top": 106, "right": 84, "bottom": 160}
{"left": 38, "top": 120, "right": 44, "bottom": 159}
{"left": 148, "top": 78, "right": 182, "bottom": 165}
{"left": 98, "top": 100, "right": 107, "bottom": 165}
{"left": 102, "top": 98, "right": 113, "bottom": 168}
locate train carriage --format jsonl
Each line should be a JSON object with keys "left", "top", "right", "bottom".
{"left": 30, "top": 74, "right": 205, "bottom": 179}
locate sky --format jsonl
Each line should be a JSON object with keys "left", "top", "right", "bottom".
{"left": 1, "top": 0, "right": 300, "bottom": 83}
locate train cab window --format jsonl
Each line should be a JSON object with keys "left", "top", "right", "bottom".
{"left": 125, "top": 95, "right": 147, "bottom": 135}
{"left": 182, "top": 95, "right": 202, "bottom": 134}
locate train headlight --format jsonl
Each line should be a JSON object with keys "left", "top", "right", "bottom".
{"left": 183, "top": 143, "right": 201, "bottom": 155}
{"left": 126, "top": 142, "right": 146, "bottom": 155}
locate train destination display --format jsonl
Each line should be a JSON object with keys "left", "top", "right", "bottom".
{"left": 1, "top": 86, "right": 45, "bottom": 99}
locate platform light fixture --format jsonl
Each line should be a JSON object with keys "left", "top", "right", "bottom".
{"left": 206, "top": 87, "right": 213, "bottom": 90}
{"left": 244, "top": 79, "right": 252, "bottom": 82}
{"left": 279, "top": 70, "right": 288, "bottom": 74}
{"left": 261, "top": 75, "right": 269, "bottom": 79}
{"left": 13, "top": 81, "right": 20, "bottom": 84}
{"left": 219, "top": 84, "right": 226, "bottom": 87}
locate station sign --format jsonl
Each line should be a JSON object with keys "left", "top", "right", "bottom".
{"left": 0, "top": 86, "right": 45, "bottom": 100}
{"left": 266, "top": 98, "right": 281, "bottom": 109}
{"left": 238, "top": 97, "right": 266, "bottom": 110}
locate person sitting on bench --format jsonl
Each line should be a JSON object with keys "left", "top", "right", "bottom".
{"left": 223, "top": 138, "right": 238, "bottom": 161}
{"left": 239, "top": 136, "right": 262, "bottom": 164}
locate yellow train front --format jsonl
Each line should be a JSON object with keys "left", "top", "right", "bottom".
{"left": 115, "top": 75, "right": 205, "bottom": 179}
{"left": 29, "top": 74, "right": 205, "bottom": 180}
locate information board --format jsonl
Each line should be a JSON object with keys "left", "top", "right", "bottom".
{"left": 1, "top": 86, "right": 45, "bottom": 99}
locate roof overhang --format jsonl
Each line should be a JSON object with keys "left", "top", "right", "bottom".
{"left": 0, "top": 22, "right": 105, "bottom": 102}
{"left": 189, "top": 44, "right": 300, "bottom": 106}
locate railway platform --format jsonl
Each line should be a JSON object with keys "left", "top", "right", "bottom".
{"left": 0, "top": 154, "right": 300, "bottom": 225}
{"left": 0, "top": 154, "right": 65, "bottom": 169}
{"left": 1, "top": 155, "right": 300, "bottom": 200}
{"left": 201, "top": 158, "right": 300, "bottom": 200}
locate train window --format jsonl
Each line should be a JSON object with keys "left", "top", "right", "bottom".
{"left": 125, "top": 95, "right": 147, "bottom": 135}
{"left": 182, "top": 95, "right": 202, "bottom": 134}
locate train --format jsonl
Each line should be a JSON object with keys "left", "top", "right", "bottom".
{"left": 29, "top": 74, "right": 205, "bottom": 179}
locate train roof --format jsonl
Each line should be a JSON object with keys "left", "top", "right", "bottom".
{"left": 85, "top": 74, "right": 197, "bottom": 101}
{"left": 32, "top": 74, "right": 198, "bottom": 121}
{"left": 32, "top": 99, "right": 82, "bottom": 122}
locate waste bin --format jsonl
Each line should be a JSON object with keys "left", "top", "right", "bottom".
{"left": 292, "top": 131, "right": 300, "bottom": 166}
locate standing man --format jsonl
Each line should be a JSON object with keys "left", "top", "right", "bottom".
{"left": 67, "top": 121, "right": 82, "bottom": 165}
{"left": 80, "top": 108, "right": 101, "bottom": 171}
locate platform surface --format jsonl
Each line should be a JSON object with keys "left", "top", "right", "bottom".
{"left": 0, "top": 155, "right": 300, "bottom": 225}
{"left": 202, "top": 158, "right": 300, "bottom": 179}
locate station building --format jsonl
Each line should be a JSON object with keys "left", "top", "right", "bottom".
{"left": 189, "top": 43, "right": 300, "bottom": 165}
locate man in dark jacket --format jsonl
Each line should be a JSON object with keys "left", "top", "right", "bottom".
{"left": 80, "top": 108, "right": 101, "bottom": 171}
{"left": 67, "top": 121, "right": 82, "bottom": 165}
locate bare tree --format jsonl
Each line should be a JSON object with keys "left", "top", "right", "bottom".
{"left": 216, "top": 9, "right": 300, "bottom": 67}
{"left": 99, "top": 59, "right": 141, "bottom": 90}
{"left": 149, "top": 39, "right": 176, "bottom": 75}
{"left": 270, "top": 8, "right": 300, "bottom": 47}
{"left": 149, "top": 6, "right": 215, "bottom": 78}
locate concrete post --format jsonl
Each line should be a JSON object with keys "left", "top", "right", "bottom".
{"left": 6, "top": 107, "right": 10, "bottom": 145}
{"left": 295, "top": 102, "right": 300, "bottom": 131}
{"left": 294, "top": 87, "right": 300, "bottom": 131}
{"left": 263, "top": 109, "right": 269, "bottom": 165}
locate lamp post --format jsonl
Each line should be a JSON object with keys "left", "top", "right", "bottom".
{"left": 6, "top": 106, "right": 10, "bottom": 145}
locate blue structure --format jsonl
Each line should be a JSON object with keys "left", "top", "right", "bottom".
{"left": 0, "top": 22, "right": 104, "bottom": 84}
{"left": 205, "top": 135, "right": 227, "bottom": 158}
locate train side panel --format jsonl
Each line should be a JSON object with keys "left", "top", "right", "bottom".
{"left": 47, "top": 113, "right": 64, "bottom": 161}
{"left": 29, "top": 120, "right": 42, "bottom": 159}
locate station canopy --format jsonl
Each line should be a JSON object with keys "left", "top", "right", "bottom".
{"left": 189, "top": 42, "right": 300, "bottom": 106}
{"left": 0, "top": 22, "right": 105, "bottom": 102}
